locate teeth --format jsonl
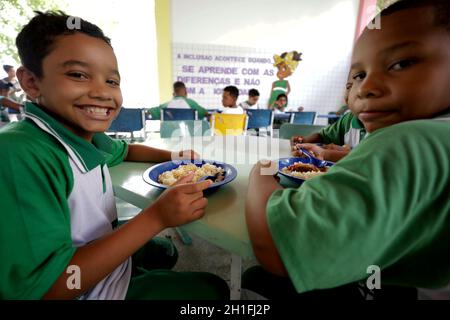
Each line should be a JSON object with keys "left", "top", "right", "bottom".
{"left": 84, "top": 106, "right": 108, "bottom": 116}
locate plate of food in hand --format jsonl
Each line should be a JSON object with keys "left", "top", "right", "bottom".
{"left": 143, "top": 159, "right": 238, "bottom": 192}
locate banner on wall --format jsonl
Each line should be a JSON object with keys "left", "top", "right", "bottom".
{"left": 172, "top": 43, "right": 277, "bottom": 109}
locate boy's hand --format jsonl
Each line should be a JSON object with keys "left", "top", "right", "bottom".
{"left": 150, "top": 174, "right": 212, "bottom": 228}
{"left": 178, "top": 149, "right": 200, "bottom": 160}
{"left": 290, "top": 135, "right": 304, "bottom": 151}
{"left": 293, "top": 143, "right": 327, "bottom": 160}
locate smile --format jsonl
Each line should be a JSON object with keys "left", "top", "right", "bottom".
{"left": 76, "top": 105, "right": 115, "bottom": 118}
{"left": 358, "top": 110, "right": 395, "bottom": 121}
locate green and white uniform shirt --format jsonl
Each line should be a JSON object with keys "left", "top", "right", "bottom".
{"left": 319, "top": 112, "right": 366, "bottom": 148}
{"left": 267, "top": 111, "right": 450, "bottom": 297}
{"left": 148, "top": 96, "right": 207, "bottom": 119}
{"left": 0, "top": 102, "right": 131, "bottom": 299}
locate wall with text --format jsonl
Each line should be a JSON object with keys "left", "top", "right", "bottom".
{"left": 171, "top": 0, "right": 360, "bottom": 120}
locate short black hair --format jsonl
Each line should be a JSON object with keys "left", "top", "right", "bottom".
{"left": 16, "top": 11, "right": 111, "bottom": 78}
{"left": 224, "top": 86, "right": 239, "bottom": 99}
{"left": 173, "top": 81, "right": 186, "bottom": 91}
{"left": 0, "top": 82, "right": 13, "bottom": 90}
{"left": 381, "top": 0, "right": 450, "bottom": 32}
{"left": 248, "top": 89, "right": 260, "bottom": 97}
{"left": 3, "top": 65, "right": 13, "bottom": 73}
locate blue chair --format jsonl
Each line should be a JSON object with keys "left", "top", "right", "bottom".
{"left": 107, "top": 108, "right": 146, "bottom": 142}
{"left": 246, "top": 109, "right": 274, "bottom": 136}
{"left": 279, "top": 123, "right": 325, "bottom": 140}
{"left": 290, "top": 111, "right": 317, "bottom": 125}
{"left": 161, "top": 108, "right": 198, "bottom": 121}
{"left": 160, "top": 120, "right": 211, "bottom": 138}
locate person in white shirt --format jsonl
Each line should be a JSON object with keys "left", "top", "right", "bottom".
{"left": 239, "top": 88, "right": 260, "bottom": 110}
{"left": 221, "top": 86, "right": 244, "bottom": 114}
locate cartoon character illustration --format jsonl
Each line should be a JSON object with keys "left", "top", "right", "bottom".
{"left": 268, "top": 51, "right": 302, "bottom": 109}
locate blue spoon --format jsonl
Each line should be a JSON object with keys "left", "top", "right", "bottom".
{"left": 300, "top": 148, "right": 327, "bottom": 168}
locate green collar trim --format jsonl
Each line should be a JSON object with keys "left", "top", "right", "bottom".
{"left": 24, "top": 102, "right": 107, "bottom": 172}
{"left": 351, "top": 114, "right": 365, "bottom": 130}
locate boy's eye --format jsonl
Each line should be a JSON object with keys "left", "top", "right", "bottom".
{"left": 107, "top": 79, "right": 120, "bottom": 86}
{"left": 67, "top": 72, "right": 88, "bottom": 79}
{"left": 352, "top": 72, "right": 366, "bottom": 81}
{"left": 389, "top": 60, "right": 415, "bottom": 71}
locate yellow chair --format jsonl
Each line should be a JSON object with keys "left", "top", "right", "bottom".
{"left": 210, "top": 113, "right": 248, "bottom": 136}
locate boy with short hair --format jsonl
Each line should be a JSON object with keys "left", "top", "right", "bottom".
{"left": 244, "top": 0, "right": 450, "bottom": 300}
{"left": 221, "top": 85, "right": 244, "bottom": 114}
{"left": 0, "top": 11, "right": 228, "bottom": 300}
{"left": 239, "top": 88, "right": 260, "bottom": 110}
{"left": 148, "top": 81, "right": 207, "bottom": 119}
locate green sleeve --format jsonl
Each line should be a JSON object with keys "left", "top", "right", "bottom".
{"left": 147, "top": 102, "right": 168, "bottom": 120}
{"left": 0, "top": 127, "right": 76, "bottom": 299}
{"left": 319, "top": 112, "right": 354, "bottom": 145}
{"left": 267, "top": 120, "right": 450, "bottom": 293}
{"left": 92, "top": 133, "right": 129, "bottom": 167}
{"left": 186, "top": 98, "right": 207, "bottom": 119}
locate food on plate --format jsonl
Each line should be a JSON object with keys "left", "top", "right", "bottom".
{"left": 281, "top": 162, "right": 328, "bottom": 180}
{"left": 158, "top": 163, "right": 224, "bottom": 186}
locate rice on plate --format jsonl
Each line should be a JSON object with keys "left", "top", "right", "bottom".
{"left": 281, "top": 162, "right": 328, "bottom": 180}
{"left": 158, "top": 163, "right": 224, "bottom": 186}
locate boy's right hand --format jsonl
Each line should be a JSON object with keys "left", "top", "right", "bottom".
{"left": 149, "top": 174, "right": 212, "bottom": 228}
{"left": 290, "top": 135, "right": 304, "bottom": 151}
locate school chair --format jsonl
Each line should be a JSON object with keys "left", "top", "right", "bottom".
{"left": 161, "top": 108, "right": 198, "bottom": 121}
{"left": 107, "top": 108, "right": 146, "bottom": 142}
{"left": 160, "top": 120, "right": 212, "bottom": 138}
{"left": 210, "top": 113, "right": 248, "bottom": 136}
{"left": 289, "top": 111, "right": 317, "bottom": 125}
{"left": 246, "top": 109, "right": 274, "bottom": 136}
{"left": 279, "top": 123, "right": 326, "bottom": 140}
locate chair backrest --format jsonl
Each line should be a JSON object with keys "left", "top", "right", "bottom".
{"left": 161, "top": 108, "right": 197, "bottom": 121}
{"left": 290, "top": 111, "right": 317, "bottom": 125}
{"left": 279, "top": 123, "right": 325, "bottom": 140}
{"left": 108, "top": 108, "right": 145, "bottom": 132}
{"left": 246, "top": 109, "right": 274, "bottom": 129}
{"left": 160, "top": 120, "right": 211, "bottom": 138}
{"left": 210, "top": 114, "right": 248, "bottom": 136}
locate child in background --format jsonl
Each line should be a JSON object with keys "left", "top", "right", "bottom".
{"left": 244, "top": 0, "right": 450, "bottom": 300}
{"left": 221, "top": 85, "right": 244, "bottom": 114}
{"left": 148, "top": 81, "right": 207, "bottom": 119}
{"left": 269, "top": 93, "right": 288, "bottom": 113}
{"left": 0, "top": 11, "right": 228, "bottom": 300}
{"left": 239, "top": 88, "right": 260, "bottom": 110}
{"left": 0, "top": 82, "right": 22, "bottom": 127}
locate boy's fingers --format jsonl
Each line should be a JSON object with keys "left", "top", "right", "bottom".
{"left": 178, "top": 179, "right": 212, "bottom": 193}
{"left": 190, "top": 197, "right": 208, "bottom": 211}
{"left": 190, "top": 208, "right": 206, "bottom": 221}
{"left": 172, "top": 173, "right": 195, "bottom": 186}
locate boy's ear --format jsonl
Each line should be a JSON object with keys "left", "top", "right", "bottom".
{"left": 16, "top": 67, "right": 41, "bottom": 101}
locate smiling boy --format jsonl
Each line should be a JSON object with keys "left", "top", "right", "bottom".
{"left": 244, "top": 0, "right": 450, "bottom": 300}
{"left": 0, "top": 11, "right": 228, "bottom": 300}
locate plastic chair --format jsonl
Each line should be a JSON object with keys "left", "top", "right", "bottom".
{"left": 279, "top": 123, "right": 325, "bottom": 140}
{"left": 107, "top": 108, "right": 146, "bottom": 142}
{"left": 289, "top": 111, "right": 317, "bottom": 125}
{"left": 210, "top": 113, "right": 248, "bottom": 136}
{"left": 246, "top": 109, "right": 274, "bottom": 136}
{"left": 160, "top": 120, "right": 211, "bottom": 138}
{"left": 161, "top": 108, "right": 198, "bottom": 121}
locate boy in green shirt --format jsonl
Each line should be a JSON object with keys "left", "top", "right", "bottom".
{"left": 0, "top": 11, "right": 228, "bottom": 300}
{"left": 148, "top": 81, "right": 207, "bottom": 119}
{"left": 244, "top": 0, "right": 450, "bottom": 300}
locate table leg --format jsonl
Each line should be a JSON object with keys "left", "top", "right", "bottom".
{"left": 230, "top": 254, "right": 242, "bottom": 300}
